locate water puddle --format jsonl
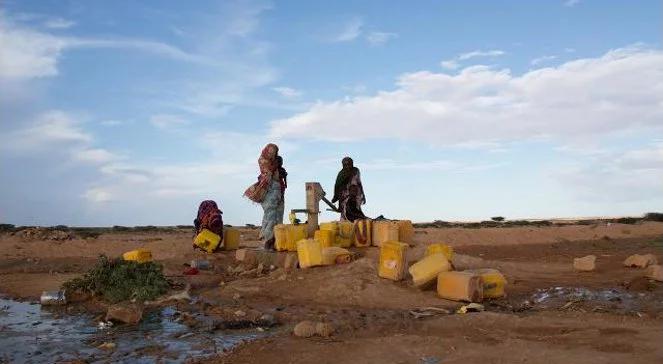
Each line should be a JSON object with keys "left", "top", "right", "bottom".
{"left": 526, "top": 287, "right": 657, "bottom": 313}
{"left": 0, "top": 297, "right": 264, "bottom": 363}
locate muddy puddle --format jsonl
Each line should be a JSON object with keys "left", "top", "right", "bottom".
{"left": 0, "top": 297, "right": 264, "bottom": 363}
{"left": 525, "top": 286, "right": 662, "bottom": 314}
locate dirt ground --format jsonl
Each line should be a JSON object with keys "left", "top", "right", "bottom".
{"left": 1, "top": 221, "right": 662, "bottom": 363}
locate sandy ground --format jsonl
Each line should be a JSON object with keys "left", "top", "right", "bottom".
{"left": 1, "top": 221, "right": 662, "bottom": 363}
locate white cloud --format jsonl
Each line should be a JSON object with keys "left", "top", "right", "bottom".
{"left": 149, "top": 114, "right": 188, "bottom": 129}
{"left": 225, "top": 1, "right": 272, "bottom": 37}
{"left": 44, "top": 18, "right": 75, "bottom": 29}
{"left": 1, "top": 110, "right": 91, "bottom": 151}
{"left": 531, "top": 55, "right": 558, "bottom": 65}
{"left": 440, "top": 60, "right": 460, "bottom": 70}
{"left": 564, "top": 0, "right": 581, "bottom": 7}
{"left": 555, "top": 143, "right": 663, "bottom": 202}
{"left": 0, "top": 13, "right": 213, "bottom": 79}
{"left": 457, "top": 49, "right": 506, "bottom": 60}
{"left": 440, "top": 49, "right": 506, "bottom": 70}
{"left": 273, "top": 86, "right": 302, "bottom": 98}
{"left": 83, "top": 187, "right": 114, "bottom": 203}
{"left": 272, "top": 46, "right": 663, "bottom": 145}
{"left": 73, "top": 148, "right": 119, "bottom": 164}
{"left": 331, "top": 18, "right": 363, "bottom": 42}
{"left": 366, "top": 31, "right": 397, "bottom": 46}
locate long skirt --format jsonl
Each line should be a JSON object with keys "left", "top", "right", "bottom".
{"left": 260, "top": 180, "right": 284, "bottom": 241}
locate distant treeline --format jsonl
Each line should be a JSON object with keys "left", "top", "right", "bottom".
{"left": 413, "top": 212, "right": 663, "bottom": 229}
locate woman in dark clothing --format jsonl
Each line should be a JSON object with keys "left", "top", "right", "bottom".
{"left": 332, "top": 157, "right": 367, "bottom": 222}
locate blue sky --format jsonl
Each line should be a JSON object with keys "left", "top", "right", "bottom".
{"left": 1, "top": 0, "right": 662, "bottom": 226}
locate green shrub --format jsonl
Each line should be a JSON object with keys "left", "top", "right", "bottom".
{"left": 63, "top": 255, "right": 169, "bottom": 303}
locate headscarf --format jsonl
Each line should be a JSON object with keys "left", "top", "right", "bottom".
{"left": 244, "top": 143, "right": 279, "bottom": 203}
{"left": 333, "top": 157, "right": 363, "bottom": 203}
{"left": 194, "top": 200, "right": 223, "bottom": 236}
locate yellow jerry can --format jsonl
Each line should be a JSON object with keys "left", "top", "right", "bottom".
{"left": 193, "top": 229, "right": 222, "bottom": 254}
{"left": 321, "top": 246, "right": 352, "bottom": 266}
{"left": 353, "top": 219, "right": 372, "bottom": 247}
{"left": 408, "top": 253, "right": 452, "bottom": 288}
{"left": 314, "top": 229, "right": 335, "bottom": 248}
{"left": 122, "top": 248, "right": 152, "bottom": 263}
{"left": 336, "top": 221, "right": 354, "bottom": 248}
{"left": 378, "top": 241, "right": 409, "bottom": 281}
{"left": 397, "top": 220, "right": 414, "bottom": 244}
{"left": 437, "top": 271, "right": 483, "bottom": 302}
{"left": 425, "top": 243, "right": 454, "bottom": 261}
{"left": 466, "top": 269, "right": 507, "bottom": 298}
{"left": 297, "top": 239, "right": 323, "bottom": 268}
{"left": 372, "top": 221, "right": 399, "bottom": 247}
{"left": 223, "top": 228, "right": 240, "bottom": 250}
{"left": 275, "top": 224, "right": 307, "bottom": 252}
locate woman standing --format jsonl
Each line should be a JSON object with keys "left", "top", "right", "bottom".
{"left": 244, "top": 143, "right": 287, "bottom": 250}
{"left": 332, "top": 157, "right": 367, "bottom": 222}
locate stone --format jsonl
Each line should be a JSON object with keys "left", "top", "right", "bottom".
{"left": 624, "top": 254, "right": 658, "bottom": 268}
{"left": 293, "top": 321, "right": 316, "bottom": 338}
{"left": 234, "top": 310, "right": 246, "bottom": 317}
{"left": 258, "top": 313, "right": 277, "bottom": 327}
{"left": 97, "top": 342, "right": 116, "bottom": 350}
{"left": 573, "top": 255, "right": 596, "bottom": 272}
{"left": 105, "top": 304, "right": 143, "bottom": 324}
{"left": 645, "top": 265, "right": 663, "bottom": 281}
{"left": 315, "top": 322, "right": 335, "bottom": 337}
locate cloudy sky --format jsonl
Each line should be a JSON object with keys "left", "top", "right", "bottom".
{"left": 1, "top": 0, "right": 661, "bottom": 226}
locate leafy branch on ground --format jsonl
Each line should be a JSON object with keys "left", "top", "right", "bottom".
{"left": 62, "top": 255, "right": 170, "bottom": 303}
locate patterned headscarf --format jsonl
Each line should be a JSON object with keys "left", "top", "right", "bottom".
{"left": 244, "top": 143, "right": 279, "bottom": 203}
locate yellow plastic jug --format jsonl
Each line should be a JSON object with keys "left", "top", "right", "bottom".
{"left": 193, "top": 229, "right": 222, "bottom": 253}
{"left": 378, "top": 241, "right": 409, "bottom": 281}
{"left": 398, "top": 220, "right": 414, "bottom": 244}
{"left": 336, "top": 221, "right": 354, "bottom": 248}
{"left": 223, "top": 228, "right": 240, "bottom": 250}
{"left": 466, "top": 269, "right": 506, "bottom": 298}
{"left": 437, "top": 271, "right": 483, "bottom": 302}
{"left": 297, "top": 239, "right": 323, "bottom": 268}
{"left": 321, "top": 246, "right": 352, "bottom": 266}
{"left": 408, "top": 253, "right": 452, "bottom": 288}
{"left": 353, "top": 219, "right": 372, "bottom": 247}
{"left": 425, "top": 243, "right": 454, "bottom": 261}
{"left": 314, "top": 229, "right": 335, "bottom": 248}
{"left": 122, "top": 248, "right": 152, "bottom": 263}
{"left": 275, "top": 224, "right": 307, "bottom": 252}
{"left": 372, "top": 221, "right": 399, "bottom": 247}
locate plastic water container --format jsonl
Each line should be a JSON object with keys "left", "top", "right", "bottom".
{"left": 275, "top": 224, "right": 307, "bottom": 252}
{"left": 437, "top": 271, "right": 483, "bottom": 302}
{"left": 353, "top": 219, "right": 372, "bottom": 247}
{"left": 193, "top": 229, "right": 221, "bottom": 253}
{"left": 408, "top": 253, "right": 452, "bottom": 288}
{"left": 378, "top": 241, "right": 409, "bottom": 281}
{"left": 314, "top": 229, "right": 335, "bottom": 248}
{"left": 122, "top": 249, "right": 153, "bottom": 263}
{"left": 223, "top": 228, "right": 240, "bottom": 250}
{"left": 425, "top": 243, "right": 454, "bottom": 261}
{"left": 336, "top": 221, "right": 354, "bottom": 248}
{"left": 466, "top": 268, "right": 506, "bottom": 298}
{"left": 297, "top": 239, "right": 323, "bottom": 268}
{"left": 372, "top": 221, "right": 399, "bottom": 247}
{"left": 321, "top": 246, "right": 351, "bottom": 266}
{"left": 397, "top": 220, "right": 414, "bottom": 244}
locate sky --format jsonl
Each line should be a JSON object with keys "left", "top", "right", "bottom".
{"left": 1, "top": 0, "right": 662, "bottom": 227}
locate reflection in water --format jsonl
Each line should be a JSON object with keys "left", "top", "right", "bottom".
{"left": 0, "top": 297, "right": 262, "bottom": 363}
